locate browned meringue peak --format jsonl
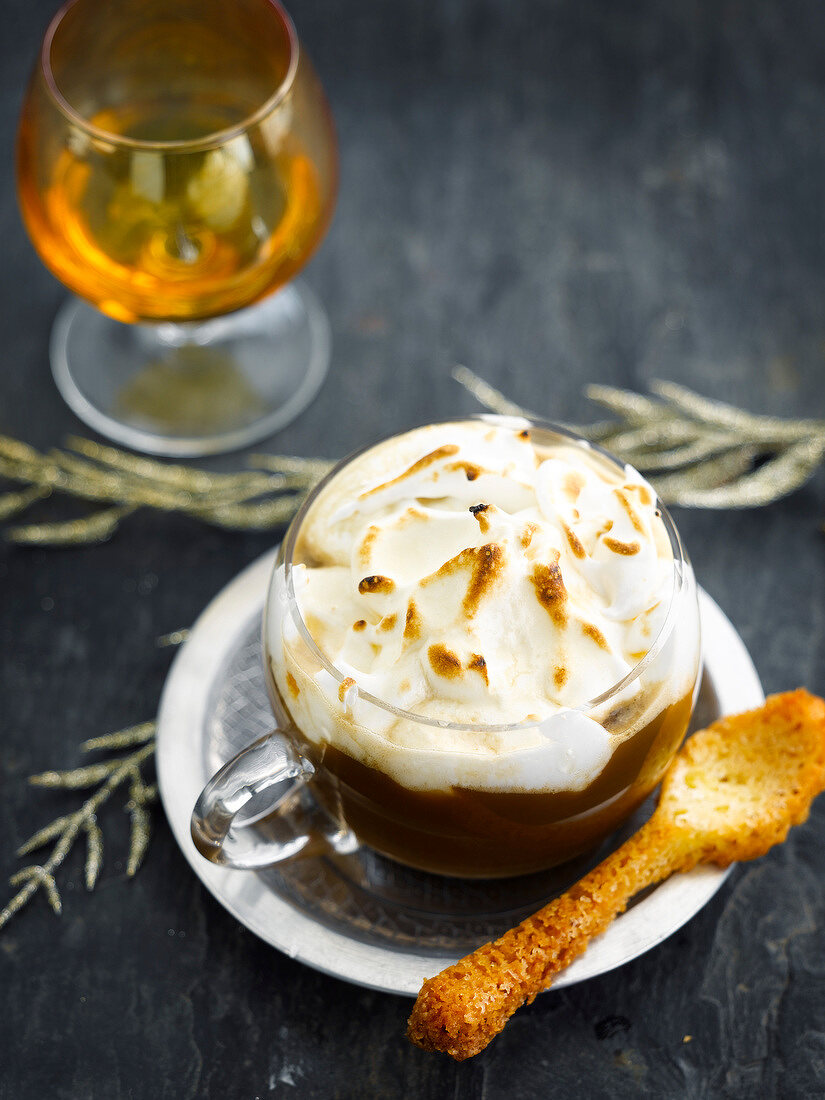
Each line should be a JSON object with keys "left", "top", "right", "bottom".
{"left": 283, "top": 421, "right": 681, "bottom": 750}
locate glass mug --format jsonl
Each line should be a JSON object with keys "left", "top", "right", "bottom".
{"left": 191, "top": 416, "right": 701, "bottom": 878}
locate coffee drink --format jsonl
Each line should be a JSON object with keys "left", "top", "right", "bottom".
{"left": 265, "top": 418, "right": 700, "bottom": 876}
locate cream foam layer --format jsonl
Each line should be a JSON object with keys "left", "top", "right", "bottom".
{"left": 268, "top": 420, "right": 699, "bottom": 792}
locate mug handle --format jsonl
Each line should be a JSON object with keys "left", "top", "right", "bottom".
{"left": 190, "top": 731, "right": 357, "bottom": 870}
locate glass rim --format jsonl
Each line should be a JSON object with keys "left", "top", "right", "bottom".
{"left": 273, "top": 413, "right": 691, "bottom": 733}
{"left": 39, "top": 0, "right": 300, "bottom": 153}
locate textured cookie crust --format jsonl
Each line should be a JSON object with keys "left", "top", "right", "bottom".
{"left": 407, "top": 690, "right": 825, "bottom": 1060}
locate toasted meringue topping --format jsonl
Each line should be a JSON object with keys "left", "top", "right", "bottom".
{"left": 269, "top": 421, "right": 697, "bottom": 793}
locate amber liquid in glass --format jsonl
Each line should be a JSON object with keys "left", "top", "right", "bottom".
{"left": 18, "top": 99, "right": 325, "bottom": 323}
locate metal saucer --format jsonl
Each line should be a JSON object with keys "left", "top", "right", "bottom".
{"left": 157, "top": 549, "right": 764, "bottom": 996}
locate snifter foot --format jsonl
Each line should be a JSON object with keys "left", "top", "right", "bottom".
{"left": 49, "top": 281, "right": 330, "bottom": 456}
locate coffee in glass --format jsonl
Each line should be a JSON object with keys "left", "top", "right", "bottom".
{"left": 193, "top": 416, "right": 701, "bottom": 877}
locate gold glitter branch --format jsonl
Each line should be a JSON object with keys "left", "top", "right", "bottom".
{"left": 453, "top": 367, "right": 825, "bottom": 508}
{"left": 0, "top": 434, "right": 333, "bottom": 546}
{"left": 0, "top": 722, "right": 157, "bottom": 930}
{"left": 2, "top": 375, "right": 823, "bottom": 547}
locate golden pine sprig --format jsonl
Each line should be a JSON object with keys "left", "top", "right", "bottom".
{"left": 0, "top": 724, "right": 157, "bottom": 930}
{"left": 0, "top": 433, "right": 333, "bottom": 546}
{"left": 3, "top": 374, "right": 823, "bottom": 546}
{"left": 453, "top": 367, "right": 825, "bottom": 508}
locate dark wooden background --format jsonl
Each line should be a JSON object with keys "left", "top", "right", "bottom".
{"left": 2, "top": 0, "right": 824, "bottom": 1096}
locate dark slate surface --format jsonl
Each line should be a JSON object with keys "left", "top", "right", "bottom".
{"left": 2, "top": 0, "right": 825, "bottom": 1096}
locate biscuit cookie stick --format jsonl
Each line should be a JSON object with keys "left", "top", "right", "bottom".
{"left": 407, "top": 690, "right": 825, "bottom": 1060}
